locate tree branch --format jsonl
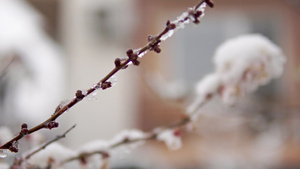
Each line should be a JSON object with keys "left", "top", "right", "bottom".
{"left": 24, "top": 124, "right": 76, "bottom": 160}
{"left": 0, "top": 0, "right": 213, "bottom": 153}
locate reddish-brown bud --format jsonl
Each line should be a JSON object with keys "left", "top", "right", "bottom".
{"left": 153, "top": 46, "right": 161, "bottom": 53}
{"left": 45, "top": 121, "right": 59, "bottom": 130}
{"left": 9, "top": 146, "right": 18, "bottom": 153}
{"left": 195, "top": 11, "right": 202, "bottom": 18}
{"left": 101, "top": 82, "right": 112, "bottom": 90}
{"left": 166, "top": 20, "right": 176, "bottom": 30}
{"left": 126, "top": 49, "right": 133, "bottom": 56}
{"left": 75, "top": 90, "right": 85, "bottom": 100}
{"left": 173, "top": 129, "right": 182, "bottom": 137}
{"left": 20, "top": 128, "right": 29, "bottom": 136}
{"left": 132, "top": 60, "right": 140, "bottom": 66}
{"left": 21, "top": 123, "right": 28, "bottom": 129}
{"left": 114, "top": 58, "right": 121, "bottom": 67}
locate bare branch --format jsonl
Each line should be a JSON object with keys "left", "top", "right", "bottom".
{"left": 0, "top": 0, "right": 213, "bottom": 152}
{"left": 24, "top": 124, "right": 76, "bottom": 160}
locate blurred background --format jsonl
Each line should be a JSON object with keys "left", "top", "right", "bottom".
{"left": 0, "top": 0, "right": 299, "bottom": 168}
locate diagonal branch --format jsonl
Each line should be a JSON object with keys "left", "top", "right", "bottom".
{"left": 0, "top": 0, "right": 213, "bottom": 153}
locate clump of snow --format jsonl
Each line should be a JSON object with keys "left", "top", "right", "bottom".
{"left": 214, "top": 34, "right": 286, "bottom": 104}
{"left": 187, "top": 73, "right": 221, "bottom": 114}
{"left": 133, "top": 48, "right": 148, "bottom": 58}
{"left": 157, "top": 129, "right": 182, "bottom": 150}
{"left": 160, "top": 30, "right": 175, "bottom": 41}
{"left": 77, "top": 140, "right": 109, "bottom": 154}
{"left": 110, "top": 129, "right": 146, "bottom": 146}
{"left": 195, "top": 73, "right": 221, "bottom": 99}
{"left": 76, "top": 140, "right": 109, "bottom": 169}
{"left": 174, "top": 12, "right": 190, "bottom": 30}
{"left": 193, "top": 34, "right": 286, "bottom": 107}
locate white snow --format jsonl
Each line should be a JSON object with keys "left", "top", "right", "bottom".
{"left": 193, "top": 34, "right": 286, "bottom": 106}
{"left": 0, "top": 0, "right": 65, "bottom": 124}
{"left": 195, "top": 73, "right": 221, "bottom": 98}
{"left": 157, "top": 129, "right": 182, "bottom": 150}
{"left": 109, "top": 129, "right": 146, "bottom": 146}
{"left": 214, "top": 34, "right": 286, "bottom": 104}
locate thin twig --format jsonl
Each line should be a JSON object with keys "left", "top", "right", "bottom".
{"left": 24, "top": 124, "right": 76, "bottom": 160}
{"left": 62, "top": 105, "right": 205, "bottom": 164}
{"left": 62, "top": 132, "right": 156, "bottom": 164}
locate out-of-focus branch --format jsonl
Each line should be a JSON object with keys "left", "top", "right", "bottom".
{"left": 24, "top": 124, "right": 76, "bottom": 160}
{"left": 62, "top": 101, "right": 210, "bottom": 164}
{"left": 0, "top": 54, "right": 17, "bottom": 79}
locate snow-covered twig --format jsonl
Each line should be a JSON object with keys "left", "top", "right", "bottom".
{"left": 0, "top": 0, "right": 213, "bottom": 153}
{"left": 62, "top": 123, "right": 184, "bottom": 164}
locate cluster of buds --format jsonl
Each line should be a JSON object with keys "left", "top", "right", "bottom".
{"left": 188, "top": 9, "right": 203, "bottom": 24}
{"left": 44, "top": 121, "right": 59, "bottom": 130}
{"left": 166, "top": 20, "right": 176, "bottom": 30}
{"left": 101, "top": 81, "right": 112, "bottom": 90}
{"left": 148, "top": 35, "right": 161, "bottom": 53}
{"left": 75, "top": 90, "right": 85, "bottom": 101}
{"left": 126, "top": 49, "right": 140, "bottom": 66}
{"left": 114, "top": 58, "right": 128, "bottom": 69}
{"left": 19, "top": 123, "right": 29, "bottom": 137}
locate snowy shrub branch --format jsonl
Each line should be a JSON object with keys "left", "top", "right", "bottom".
{"left": 0, "top": 0, "right": 212, "bottom": 157}
{"left": 0, "top": 0, "right": 288, "bottom": 168}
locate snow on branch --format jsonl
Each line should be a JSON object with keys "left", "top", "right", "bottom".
{"left": 188, "top": 34, "right": 286, "bottom": 114}
{"left": 0, "top": 0, "right": 288, "bottom": 168}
